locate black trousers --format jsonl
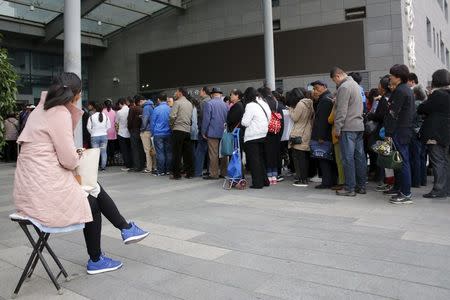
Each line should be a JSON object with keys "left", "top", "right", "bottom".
{"left": 84, "top": 185, "right": 129, "bottom": 261}
{"left": 318, "top": 159, "right": 337, "bottom": 187}
{"left": 292, "top": 149, "right": 309, "bottom": 181}
{"left": 118, "top": 135, "right": 132, "bottom": 168}
{"left": 106, "top": 139, "right": 118, "bottom": 165}
{"left": 245, "top": 138, "right": 267, "bottom": 188}
{"left": 172, "top": 130, "right": 194, "bottom": 178}
{"left": 4, "top": 140, "right": 17, "bottom": 162}
{"left": 130, "top": 131, "right": 145, "bottom": 170}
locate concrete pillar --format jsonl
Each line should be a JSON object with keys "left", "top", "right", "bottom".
{"left": 64, "top": 0, "right": 82, "bottom": 147}
{"left": 262, "top": 0, "right": 276, "bottom": 91}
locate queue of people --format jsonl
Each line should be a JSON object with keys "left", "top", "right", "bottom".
{"left": 7, "top": 65, "right": 450, "bottom": 205}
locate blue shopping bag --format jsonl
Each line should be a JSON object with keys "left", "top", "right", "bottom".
{"left": 227, "top": 129, "right": 242, "bottom": 179}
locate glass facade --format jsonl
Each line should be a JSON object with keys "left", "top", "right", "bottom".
{"left": 7, "top": 49, "right": 89, "bottom": 104}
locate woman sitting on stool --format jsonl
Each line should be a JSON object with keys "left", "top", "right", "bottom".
{"left": 13, "top": 72, "right": 149, "bottom": 275}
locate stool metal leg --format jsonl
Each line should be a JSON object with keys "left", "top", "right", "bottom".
{"left": 30, "top": 226, "right": 69, "bottom": 280}
{"left": 26, "top": 231, "right": 50, "bottom": 280}
{"left": 13, "top": 224, "right": 44, "bottom": 296}
{"left": 13, "top": 223, "right": 63, "bottom": 297}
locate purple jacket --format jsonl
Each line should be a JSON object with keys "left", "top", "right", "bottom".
{"left": 201, "top": 97, "right": 228, "bottom": 139}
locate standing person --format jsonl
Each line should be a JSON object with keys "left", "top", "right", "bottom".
{"left": 87, "top": 101, "right": 96, "bottom": 116}
{"left": 241, "top": 87, "right": 271, "bottom": 189}
{"left": 328, "top": 104, "right": 345, "bottom": 190}
{"left": 170, "top": 87, "right": 194, "bottom": 179}
{"left": 3, "top": 113, "right": 19, "bottom": 162}
{"left": 103, "top": 99, "right": 118, "bottom": 166}
{"left": 116, "top": 98, "right": 132, "bottom": 171}
{"left": 18, "top": 105, "right": 33, "bottom": 134}
{"left": 227, "top": 89, "right": 245, "bottom": 147}
{"left": 151, "top": 93, "right": 172, "bottom": 176}
{"left": 418, "top": 69, "right": 450, "bottom": 198}
{"left": 384, "top": 64, "right": 415, "bottom": 204}
{"left": 348, "top": 72, "right": 367, "bottom": 112}
{"left": 128, "top": 96, "right": 146, "bottom": 172}
{"left": 310, "top": 80, "right": 336, "bottom": 189}
{"left": 287, "top": 88, "right": 314, "bottom": 187}
{"left": 410, "top": 84, "right": 428, "bottom": 188}
{"left": 87, "top": 104, "right": 111, "bottom": 171}
{"left": 260, "top": 87, "right": 284, "bottom": 185}
{"left": 140, "top": 98, "right": 156, "bottom": 174}
{"left": 194, "top": 87, "right": 211, "bottom": 177}
{"left": 14, "top": 73, "right": 149, "bottom": 275}
{"left": 367, "top": 76, "right": 391, "bottom": 190}
{"left": 330, "top": 67, "right": 367, "bottom": 196}
{"left": 201, "top": 87, "right": 229, "bottom": 180}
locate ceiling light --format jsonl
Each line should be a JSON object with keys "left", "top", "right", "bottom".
{"left": 97, "top": 20, "right": 102, "bottom": 26}
{"left": 29, "top": 5, "right": 35, "bottom": 11}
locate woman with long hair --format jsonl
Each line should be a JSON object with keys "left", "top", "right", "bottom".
{"left": 241, "top": 87, "right": 271, "bottom": 188}
{"left": 13, "top": 72, "right": 149, "bottom": 274}
{"left": 259, "top": 87, "right": 284, "bottom": 185}
{"left": 87, "top": 103, "right": 111, "bottom": 171}
{"left": 102, "top": 99, "right": 118, "bottom": 166}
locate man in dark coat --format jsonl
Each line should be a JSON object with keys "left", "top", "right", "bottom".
{"left": 310, "top": 80, "right": 336, "bottom": 189}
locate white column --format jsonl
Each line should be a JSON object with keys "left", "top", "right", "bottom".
{"left": 262, "top": 0, "right": 276, "bottom": 91}
{"left": 64, "top": 0, "right": 82, "bottom": 147}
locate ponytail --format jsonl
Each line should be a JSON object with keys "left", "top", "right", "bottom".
{"left": 44, "top": 72, "right": 81, "bottom": 110}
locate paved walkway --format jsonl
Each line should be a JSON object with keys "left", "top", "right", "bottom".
{"left": 1, "top": 163, "right": 450, "bottom": 300}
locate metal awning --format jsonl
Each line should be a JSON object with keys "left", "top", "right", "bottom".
{"left": 0, "top": 0, "right": 186, "bottom": 46}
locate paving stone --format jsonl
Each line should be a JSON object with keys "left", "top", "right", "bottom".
{"left": 3, "top": 163, "right": 450, "bottom": 300}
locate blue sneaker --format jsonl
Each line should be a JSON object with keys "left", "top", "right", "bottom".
{"left": 121, "top": 222, "right": 150, "bottom": 244}
{"left": 87, "top": 255, "right": 122, "bottom": 275}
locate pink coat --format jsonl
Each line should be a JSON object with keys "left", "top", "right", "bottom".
{"left": 102, "top": 108, "right": 117, "bottom": 140}
{"left": 13, "top": 92, "right": 93, "bottom": 227}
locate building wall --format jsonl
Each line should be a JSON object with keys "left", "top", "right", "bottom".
{"left": 405, "top": 0, "right": 450, "bottom": 87}
{"left": 89, "top": 0, "right": 405, "bottom": 101}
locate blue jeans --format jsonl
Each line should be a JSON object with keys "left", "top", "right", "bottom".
{"left": 339, "top": 131, "right": 367, "bottom": 192}
{"left": 154, "top": 135, "right": 172, "bottom": 174}
{"left": 194, "top": 136, "right": 208, "bottom": 177}
{"left": 91, "top": 135, "right": 108, "bottom": 169}
{"left": 393, "top": 136, "right": 412, "bottom": 196}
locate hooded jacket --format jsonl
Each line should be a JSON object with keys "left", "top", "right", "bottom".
{"left": 141, "top": 100, "right": 154, "bottom": 132}
{"left": 151, "top": 101, "right": 171, "bottom": 137}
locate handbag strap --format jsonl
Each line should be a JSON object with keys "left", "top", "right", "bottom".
{"left": 255, "top": 101, "right": 269, "bottom": 121}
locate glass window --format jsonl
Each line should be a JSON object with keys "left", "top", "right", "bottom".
{"left": 0, "top": 1, "right": 59, "bottom": 24}
{"left": 81, "top": 18, "right": 121, "bottom": 36}
{"left": 84, "top": 3, "right": 145, "bottom": 27}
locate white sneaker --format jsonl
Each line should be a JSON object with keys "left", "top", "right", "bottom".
{"left": 142, "top": 169, "right": 152, "bottom": 173}
{"left": 310, "top": 176, "right": 321, "bottom": 183}
{"left": 121, "top": 168, "right": 130, "bottom": 172}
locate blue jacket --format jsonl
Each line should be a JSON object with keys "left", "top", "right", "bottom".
{"left": 141, "top": 100, "right": 154, "bottom": 132}
{"left": 151, "top": 102, "right": 171, "bottom": 137}
{"left": 201, "top": 97, "right": 228, "bottom": 139}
